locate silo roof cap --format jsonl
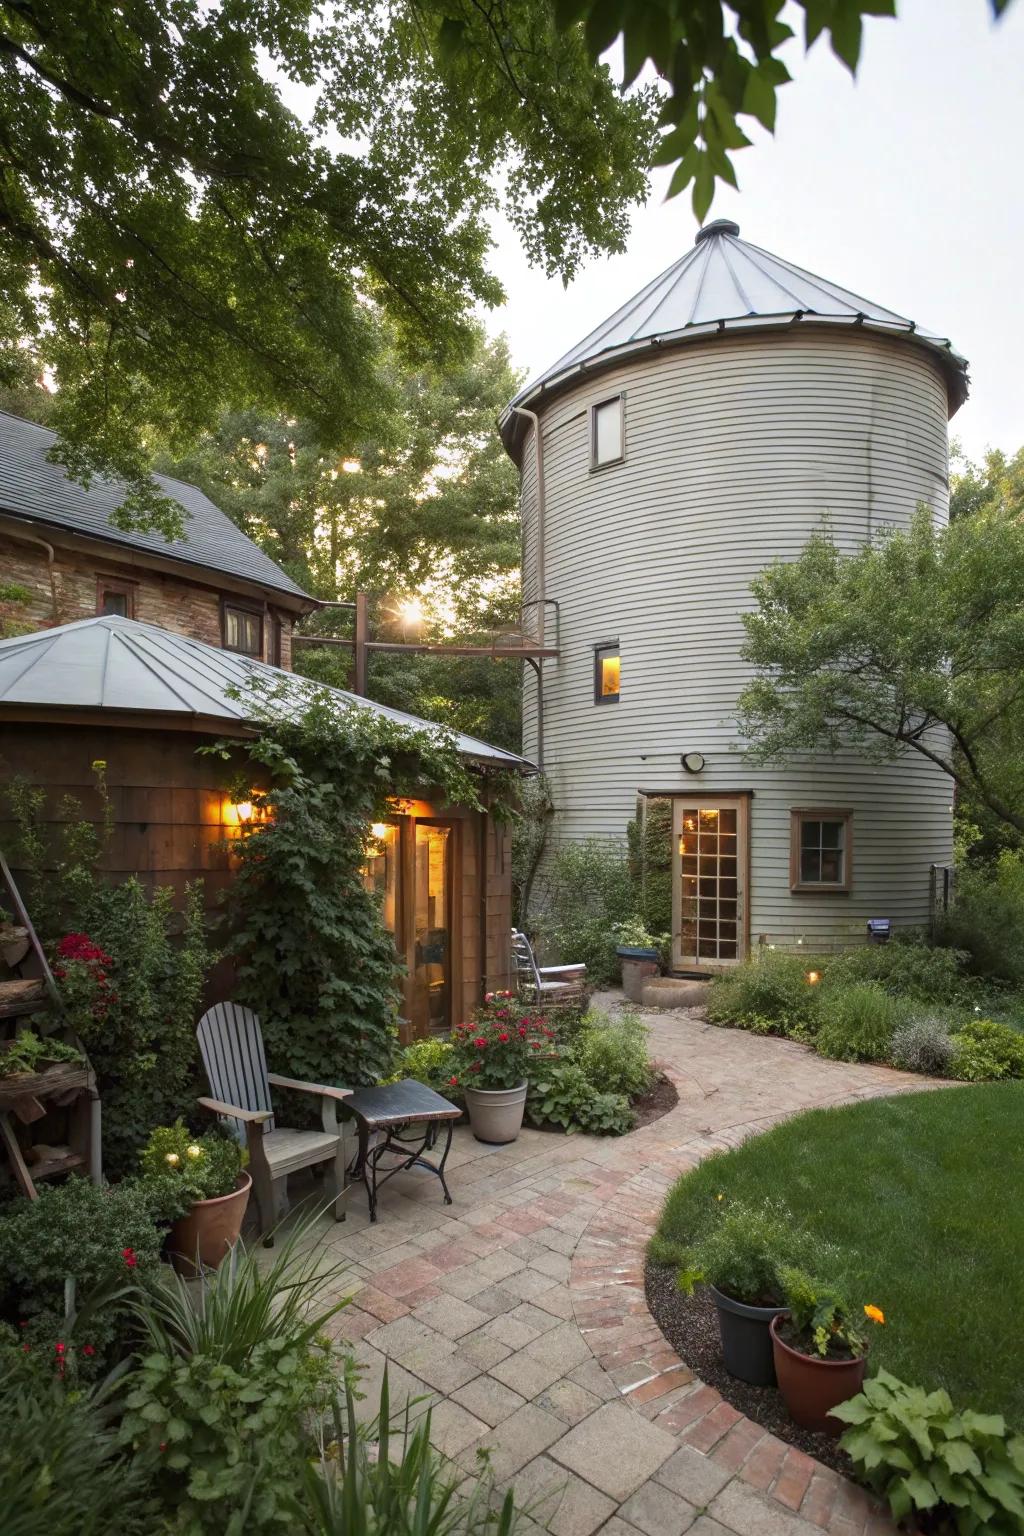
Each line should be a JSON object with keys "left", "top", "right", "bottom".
{"left": 502, "top": 220, "right": 968, "bottom": 447}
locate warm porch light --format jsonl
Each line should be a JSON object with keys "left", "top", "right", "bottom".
{"left": 235, "top": 800, "right": 254, "bottom": 824}
{"left": 370, "top": 823, "right": 389, "bottom": 840}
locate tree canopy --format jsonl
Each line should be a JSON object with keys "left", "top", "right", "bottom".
{"left": 0, "top": 0, "right": 655, "bottom": 534}
{"left": 561, "top": 0, "right": 1016, "bottom": 219}
{"left": 737, "top": 502, "right": 1024, "bottom": 837}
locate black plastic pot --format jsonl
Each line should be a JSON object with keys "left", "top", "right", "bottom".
{"left": 710, "top": 1285, "right": 787, "bottom": 1387}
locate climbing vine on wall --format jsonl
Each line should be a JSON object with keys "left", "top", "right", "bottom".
{"left": 210, "top": 677, "right": 513, "bottom": 1095}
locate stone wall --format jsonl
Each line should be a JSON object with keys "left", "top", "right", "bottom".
{"left": 0, "top": 531, "right": 294, "bottom": 668}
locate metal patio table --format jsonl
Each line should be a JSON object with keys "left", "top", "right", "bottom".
{"left": 342, "top": 1078, "right": 461, "bottom": 1223}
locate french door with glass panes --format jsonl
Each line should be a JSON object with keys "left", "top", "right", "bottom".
{"left": 671, "top": 798, "right": 748, "bottom": 970}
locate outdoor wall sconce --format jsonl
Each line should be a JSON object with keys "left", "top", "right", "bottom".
{"left": 681, "top": 752, "right": 705, "bottom": 773}
{"left": 235, "top": 800, "right": 254, "bottom": 824}
{"left": 370, "top": 823, "right": 389, "bottom": 840}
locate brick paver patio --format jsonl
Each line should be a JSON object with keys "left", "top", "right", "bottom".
{"left": 307, "top": 1000, "right": 925, "bottom": 1536}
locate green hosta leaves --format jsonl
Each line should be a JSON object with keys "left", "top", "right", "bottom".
{"left": 839, "top": 1371, "right": 1024, "bottom": 1536}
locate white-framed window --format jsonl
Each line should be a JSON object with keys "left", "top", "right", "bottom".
{"left": 790, "top": 810, "right": 852, "bottom": 893}
{"left": 591, "top": 395, "right": 624, "bottom": 469}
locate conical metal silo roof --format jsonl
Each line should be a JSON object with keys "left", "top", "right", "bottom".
{"left": 502, "top": 219, "right": 968, "bottom": 448}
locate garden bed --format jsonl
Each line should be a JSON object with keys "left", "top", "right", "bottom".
{"left": 632, "top": 1070, "right": 678, "bottom": 1128}
{"left": 648, "top": 1083, "right": 1024, "bottom": 1429}
{"left": 644, "top": 1261, "right": 852, "bottom": 1477}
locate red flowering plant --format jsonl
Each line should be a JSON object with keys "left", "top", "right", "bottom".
{"left": 447, "top": 993, "right": 559, "bottom": 1091}
{"left": 52, "top": 931, "right": 116, "bottom": 1030}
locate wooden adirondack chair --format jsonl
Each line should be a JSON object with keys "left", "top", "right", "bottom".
{"left": 196, "top": 1003, "right": 351, "bottom": 1243}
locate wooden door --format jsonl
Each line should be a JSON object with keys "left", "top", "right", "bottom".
{"left": 671, "top": 797, "right": 748, "bottom": 970}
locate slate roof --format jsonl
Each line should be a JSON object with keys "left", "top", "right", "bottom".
{"left": 503, "top": 219, "right": 968, "bottom": 444}
{"left": 0, "top": 615, "right": 526, "bottom": 767}
{"left": 0, "top": 411, "right": 310, "bottom": 602}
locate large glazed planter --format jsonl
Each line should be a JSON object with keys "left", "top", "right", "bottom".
{"left": 169, "top": 1171, "right": 252, "bottom": 1278}
{"left": 770, "top": 1314, "right": 867, "bottom": 1435}
{"left": 710, "top": 1284, "right": 787, "bottom": 1387}
{"left": 617, "top": 947, "right": 661, "bottom": 1003}
{"left": 464, "top": 1082, "right": 528, "bottom": 1145}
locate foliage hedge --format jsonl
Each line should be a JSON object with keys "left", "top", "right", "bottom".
{"left": 706, "top": 943, "right": 1024, "bottom": 1082}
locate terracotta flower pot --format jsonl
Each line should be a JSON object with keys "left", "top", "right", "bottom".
{"left": 464, "top": 1082, "right": 528, "bottom": 1144}
{"left": 169, "top": 1172, "right": 251, "bottom": 1278}
{"left": 770, "top": 1314, "right": 867, "bottom": 1436}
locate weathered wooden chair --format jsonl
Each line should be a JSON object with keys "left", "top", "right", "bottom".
{"left": 196, "top": 1003, "right": 351, "bottom": 1243}
{"left": 511, "top": 930, "right": 587, "bottom": 1012}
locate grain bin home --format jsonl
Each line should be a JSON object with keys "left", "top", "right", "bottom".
{"left": 501, "top": 219, "right": 968, "bottom": 967}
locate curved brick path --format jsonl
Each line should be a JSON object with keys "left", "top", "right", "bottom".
{"left": 311, "top": 1001, "right": 929, "bottom": 1536}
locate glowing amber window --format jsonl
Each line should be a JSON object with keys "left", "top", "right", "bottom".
{"left": 594, "top": 645, "right": 620, "bottom": 704}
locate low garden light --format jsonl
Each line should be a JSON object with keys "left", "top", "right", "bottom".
{"left": 805, "top": 969, "right": 821, "bottom": 986}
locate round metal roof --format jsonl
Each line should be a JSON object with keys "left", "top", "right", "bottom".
{"left": 502, "top": 221, "right": 968, "bottom": 451}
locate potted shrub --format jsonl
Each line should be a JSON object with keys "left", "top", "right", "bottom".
{"left": 770, "top": 1267, "right": 884, "bottom": 1435}
{"left": 614, "top": 918, "right": 668, "bottom": 1002}
{"left": 679, "top": 1199, "right": 796, "bottom": 1387}
{"left": 448, "top": 995, "right": 557, "bottom": 1144}
{"left": 141, "top": 1120, "right": 250, "bottom": 1277}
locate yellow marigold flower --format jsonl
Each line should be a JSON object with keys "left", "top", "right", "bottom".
{"left": 864, "top": 1304, "right": 885, "bottom": 1326}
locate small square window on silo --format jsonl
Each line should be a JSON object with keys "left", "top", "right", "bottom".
{"left": 591, "top": 395, "right": 624, "bottom": 468}
{"left": 594, "top": 644, "right": 620, "bottom": 703}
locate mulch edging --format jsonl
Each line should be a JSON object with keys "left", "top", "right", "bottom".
{"left": 644, "top": 1258, "right": 854, "bottom": 1480}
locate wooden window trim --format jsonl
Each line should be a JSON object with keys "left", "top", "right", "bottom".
{"left": 96, "top": 576, "right": 136, "bottom": 618}
{"left": 594, "top": 642, "right": 620, "bottom": 705}
{"left": 790, "top": 809, "right": 853, "bottom": 894}
{"left": 221, "top": 598, "right": 265, "bottom": 658}
{"left": 590, "top": 393, "right": 625, "bottom": 471}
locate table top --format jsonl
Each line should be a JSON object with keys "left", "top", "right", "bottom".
{"left": 344, "top": 1078, "right": 461, "bottom": 1127}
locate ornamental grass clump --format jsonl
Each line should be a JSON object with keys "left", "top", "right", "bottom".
{"left": 815, "top": 982, "right": 910, "bottom": 1064}
{"left": 140, "top": 1120, "right": 247, "bottom": 1221}
{"left": 678, "top": 1198, "right": 828, "bottom": 1307}
{"left": 447, "top": 994, "right": 557, "bottom": 1091}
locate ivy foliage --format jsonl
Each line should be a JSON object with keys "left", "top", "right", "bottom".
{"left": 214, "top": 678, "right": 501, "bottom": 1095}
{"left": 737, "top": 505, "right": 1024, "bottom": 836}
{"left": 556, "top": 0, "right": 1014, "bottom": 220}
{"left": 0, "top": 0, "right": 654, "bottom": 533}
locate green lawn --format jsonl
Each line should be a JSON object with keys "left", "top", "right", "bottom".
{"left": 651, "top": 1083, "right": 1024, "bottom": 1426}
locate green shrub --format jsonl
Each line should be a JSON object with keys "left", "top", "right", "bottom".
{"left": 140, "top": 1119, "right": 248, "bottom": 1220}
{"left": 526, "top": 1060, "right": 633, "bottom": 1135}
{"left": 815, "top": 983, "right": 909, "bottom": 1063}
{"left": 0, "top": 1177, "right": 163, "bottom": 1371}
{"left": 889, "top": 1016, "right": 955, "bottom": 1076}
{"left": 388, "top": 1037, "right": 457, "bottom": 1096}
{"left": 572, "top": 1009, "right": 653, "bottom": 1099}
{"left": 823, "top": 941, "right": 969, "bottom": 1004}
{"left": 707, "top": 950, "right": 823, "bottom": 1037}
{"left": 0, "top": 1176, "right": 162, "bottom": 1316}
{"left": 835, "top": 1370, "right": 1024, "bottom": 1535}
{"left": 0, "top": 1368, "right": 157, "bottom": 1535}
{"left": 121, "top": 1223, "right": 347, "bottom": 1533}
{"left": 938, "top": 852, "right": 1024, "bottom": 984}
{"left": 679, "top": 1198, "right": 826, "bottom": 1307}
{"left": 776, "top": 1266, "right": 878, "bottom": 1360}
{"left": 948, "top": 1018, "right": 1024, "bottom": 1081}
{"left": 532, "top": 839, "right": 636, "bottom": 985}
